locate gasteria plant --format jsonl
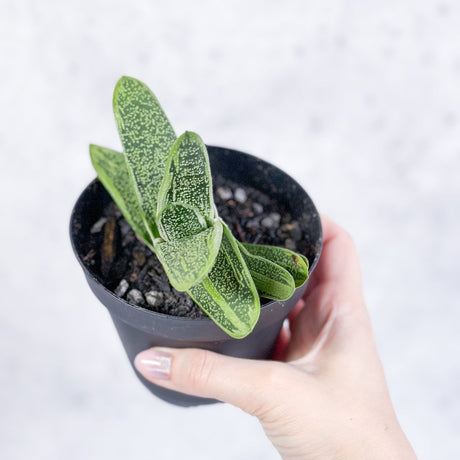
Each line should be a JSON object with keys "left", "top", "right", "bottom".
{"left": 90, "top": 76, "right": 309, "bottom": 338}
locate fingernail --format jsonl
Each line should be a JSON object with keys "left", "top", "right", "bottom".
{"left": 135, "top": 349, "right": 172, "bottom": 380}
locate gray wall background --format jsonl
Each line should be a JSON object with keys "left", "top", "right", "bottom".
{"left": 1, "top": 1, "right": 459, "bottom": 459}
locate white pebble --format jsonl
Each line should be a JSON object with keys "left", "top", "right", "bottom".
{"left": 234, "top": 188, "right": 247, "bottom": 203}
{"left": 145, "top": 290, "right": 164, "bottom": 307}
{"left": 269, "top": 212, "right": 281, "bottom": 225}
{"left": 216, "top": 187, "right": 233, "bottom": 201}
{"left": 261, "top": 216, "right": 275, "bottom": 228}
{"left": 90, "top": 217, "right": 107, "bottom": 233}
{"left": 127, "top": 289, "right": 144, "bottom": 305}
{"left": 114, "top": 279, "right": 129, "bottom": 297}
{"left": 252, "top": 203, "right": 263, "bottom": 214}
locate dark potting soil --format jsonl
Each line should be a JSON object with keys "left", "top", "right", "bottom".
{"left": 82, "top": 175, "right": 309, "bottom": 318}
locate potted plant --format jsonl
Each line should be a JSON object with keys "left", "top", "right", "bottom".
{"left": 70, "top": 77, "right": 323, "bottom": 406}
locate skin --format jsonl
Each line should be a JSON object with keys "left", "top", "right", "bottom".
{"left": 135, "top": 215, "right": 417, "bottom": 459}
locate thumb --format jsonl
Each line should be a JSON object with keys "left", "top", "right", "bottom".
{"left": 134, "top": 347, "right": 287, "bottom": 414}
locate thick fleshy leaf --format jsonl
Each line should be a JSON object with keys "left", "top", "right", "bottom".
{"left": 154, "top": 221, "right": 223, "bottom": 291}
{"left": 157, "top": 203, "right": 207, "bottom": 241}
{"left": 238, "top": 242, "right": 295, "bottom": 300}
{"left": 188, "top": 223, "right": 260, "bottom": 339}
{"left": 113, "top": 76, "right": 176, "bottom": 234}
{"left": 91, "top": 76, "right": 309, "bottom": 340}
{"left": 242, "top": 243, "right": 309, "bottom": 287}
{"left": 89, "top": 145, "right": 152, "bottom": 245}
{"left": 157, "top": 203, "right": 208, "bottom": 241}
{"left": 157, "top": 131, "right": 217, "bottom": 223}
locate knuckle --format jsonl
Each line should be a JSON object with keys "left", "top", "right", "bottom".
{"left": 261, "top": 364, "right": 285, "bottom": 389}
{"left": 244, "top": 365, "right": 287, "bottom": 417}
{"left": 187, "top": 349, "right": 215, "bottom": 389}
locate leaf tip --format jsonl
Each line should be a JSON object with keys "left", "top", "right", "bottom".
{"left": 89, "top": 144, "right": 100, "bottom": 164}
{"left": 113, "top": 76, "right": 137, "bottom": 111}
{"left": 114, "top": 75, "right": 134, "bottom": 90}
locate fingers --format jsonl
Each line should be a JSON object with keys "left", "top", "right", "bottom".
{"left": 285, "top": 215, "right": 368, "bottom": 362}
{"left": 270, "top": 300, "right": 305, "bottom": 361}
{"left": 306, "top": 214, "right": 363, "bottom": 301}
{"left": 134, "top": 347, "right": 290, "bottom": 416}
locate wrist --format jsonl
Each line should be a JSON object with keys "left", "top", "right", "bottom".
{"left": 340, "top": 425, "right": 417, "bottom": 460}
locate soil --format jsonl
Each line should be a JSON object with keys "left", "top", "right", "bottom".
{"left": 82, "top": 175, "right": 308, "bottom": 318}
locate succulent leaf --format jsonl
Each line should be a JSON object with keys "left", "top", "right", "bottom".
{"left": 154, "top": 220, "right": 223, "bottom": 292}
{"left": 242, "top": 243, "right": 309, "bottom": 287}
{"left": 89, "top": 145, "right": 152, "bottom": 245}
{"left": 157, "top": 131, "right": 217, "bottom": 222}
{"left": 188, "top": 223, "right": 260, "bottom": 339}
{"left": 91, "top": 76, "right": 309, "bottom": 339}
{"left": 157, "top": 203, "right": 207, "bottom": 241}
{"left": 113, "top": 76, "right": 176, "bottom": 233}
{"left": 238, "top": 242, "right": 295, "bottom": 300}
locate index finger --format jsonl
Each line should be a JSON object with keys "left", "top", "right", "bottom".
{"left": 303, "top": 214, "right": 363, "bottom": 300}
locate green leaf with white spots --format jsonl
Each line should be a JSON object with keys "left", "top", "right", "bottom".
{"left": 157, "top": 131, "right": 217, "bottom": 223}
{"left": 153, "top": 130, "right": 222, "bottom": 290}
{"left": 157, "top": 203, "right": 207, "bottom": 241}
{"left": 113, "top": 76, "right": 176, "bottom": 234}
{"left": 188, "top": 223, "right": 260, "bottom": 339}
{"left": 91, "top": 76, "right": 311, "bottom": 339}
{"left": 238, "top": 242, "right": 295, "bottom": 300}
{"left": 89, "top": 144, "right": 152, "bottom": 245}
{"left": 154, "top": 220, "right": 223, "bottom": 291}
{"left": 242, "top": 243, "right": 309, "bottom": 287}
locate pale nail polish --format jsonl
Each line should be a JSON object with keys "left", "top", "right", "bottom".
{"left": 136, "top": 350, "right": 172, "bottom": 380}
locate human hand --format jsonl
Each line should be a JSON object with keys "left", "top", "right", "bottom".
{"left": 135, "top": 215, "right": 416, "bottom": 459}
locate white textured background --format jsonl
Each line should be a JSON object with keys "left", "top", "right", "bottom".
{"left": 1, "top": 1, "right": 459, "bottom": 459}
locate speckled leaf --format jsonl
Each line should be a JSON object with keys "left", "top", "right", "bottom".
{"left": 238, "top": 242, "right": 295, "bottom": 300}
{"left": 154, "top": 221, "right": 223, "bottom": 291}
{"left": 157, "top": 131, "right": 217, "bottom": 222}
{"left": 188, "top": 223, "right": 260, "bottom": 338}
{"left": 242, "top": 243, "right": 309, "bottom": 287}
{"left": 113, "top": 76, "right": 176, "bottom": 233}
{"left": 89, "top": 144, "right": 152, "bottom": 245}
{"left": 157, "top": 203, "right": 207, "bottom": 241}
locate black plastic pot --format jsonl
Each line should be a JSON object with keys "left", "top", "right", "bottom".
{"left": 70, "top": 146, "right": 322, "bottom": 407}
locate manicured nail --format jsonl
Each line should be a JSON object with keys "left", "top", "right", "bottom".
{"left": 135, "top": 349, "right": 172, "bottom": 380}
